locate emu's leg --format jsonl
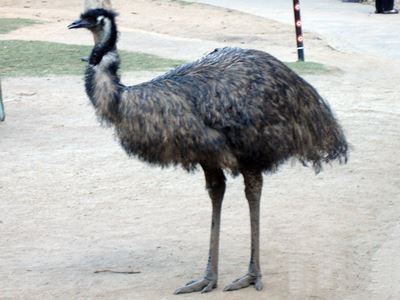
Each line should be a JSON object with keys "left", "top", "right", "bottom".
{"left": 174, "top": 166, "right": 226, "bottom": 294}
{"left": 224, "top": 169, "right": 263, "bottom": 292}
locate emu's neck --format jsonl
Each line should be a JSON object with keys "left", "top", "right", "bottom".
{"left": 89, "top": 18, "right": 118, "bottom": 65}
{"left": 85, "top": 18, "right": 123, "bottom": 124}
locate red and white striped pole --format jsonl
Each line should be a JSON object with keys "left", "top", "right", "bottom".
{"left": 293, "top": 0, "right": 305, "bottom": 61}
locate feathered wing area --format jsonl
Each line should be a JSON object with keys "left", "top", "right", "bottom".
{"left": 116, "top": 81, "right": 238, "bottom": 172}
{"left": 288, "top": 77, "right": 348, "bottom": 172}
{"left": 86, "top": 47, "right": 348, "bottom": 174}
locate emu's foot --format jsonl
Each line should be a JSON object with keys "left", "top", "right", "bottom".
{"left": 174, "top": 277, "right": 217, "bottom": 294}
{"left": 223, "top": 273, "right": 263, "bottom": 292}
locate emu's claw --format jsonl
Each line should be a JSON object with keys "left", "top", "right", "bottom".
{"left": 174, "top": 277, "right": 217, "bottom": 294}
{"left": 223, "top": 273, "right": 263, "bottom": 291}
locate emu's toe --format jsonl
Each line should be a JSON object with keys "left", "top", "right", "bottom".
{"left": 223, "top": 274, "right": 262, "bottom": 292}
{"left": 174, "top": 277, "right": 217, "bottom": 294}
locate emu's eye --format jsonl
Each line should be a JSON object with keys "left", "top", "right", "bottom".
{"left": 97, "top": 16, "right": 105, "bottom": 25}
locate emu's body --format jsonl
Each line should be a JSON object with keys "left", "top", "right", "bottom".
{"left": 69, "top": 9, "right": 348, "bottom": 294}
{"left": 88, "top": 47, "right": 346, "bottom": 174}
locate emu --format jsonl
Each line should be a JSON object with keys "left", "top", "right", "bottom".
{"left": 68, "top": 9, "right": 348, "bottom": 294}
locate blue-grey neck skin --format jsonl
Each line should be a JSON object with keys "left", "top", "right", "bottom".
{"left": 89, "top": 16, "right": 118, "bottom": 66}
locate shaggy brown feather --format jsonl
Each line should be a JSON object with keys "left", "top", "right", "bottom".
{"left": 86, "top": 47, "right": 347, "bottom": 174}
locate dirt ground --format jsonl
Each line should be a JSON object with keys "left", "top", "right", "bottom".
{"left": 1, "top": 0, "right": 400, "bottom": 299}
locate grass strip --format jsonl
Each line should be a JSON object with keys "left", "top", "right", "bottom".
{"left": 0, "top": 40, "right": 186, "bottom": 77}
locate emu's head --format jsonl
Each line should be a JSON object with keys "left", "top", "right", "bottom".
{"left": 68, "top": 8, "right": 118, "bottom": 44}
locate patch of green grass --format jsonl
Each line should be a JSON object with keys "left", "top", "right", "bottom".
{"left": 285, "top": 61, "right": 335, "bottom": 75}
{"left": 0, "top": 40, "right": 186, "bottom": 77}
{"left": 0, "top": 18, "right": 41, "bottom": 34}
{"left": 0, "top": 39, "right": 334, "bottom": 78}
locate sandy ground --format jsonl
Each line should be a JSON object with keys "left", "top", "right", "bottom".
{"left": 1, "top": 0, "right": 400, "bottom": 299}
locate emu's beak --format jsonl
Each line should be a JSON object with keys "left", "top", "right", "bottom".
{"left": 68, "top": 19, "right": 90, "bottom": 29}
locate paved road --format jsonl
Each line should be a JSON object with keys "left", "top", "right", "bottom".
{"left": 188, "top": 0, "right": 400, "bottom": 61}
